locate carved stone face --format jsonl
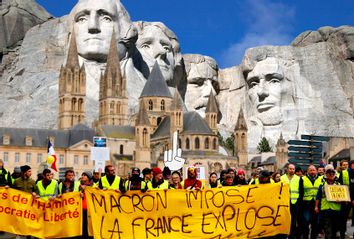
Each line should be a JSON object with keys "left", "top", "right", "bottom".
{"left": 136, "top": 25, "right": 175, "bottom": 82}
{"left": 73, "top": 0, "right": 119, "bottom": 62}
{"left": 184, "top": 55, "right": 218, "bottom": 115}
{"left": 246, "top": 58, "right": 285, "bottom": 126}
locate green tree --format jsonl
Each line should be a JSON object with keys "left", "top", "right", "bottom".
{"left": 257, "top": 137, "right": 272, "bottom": 153}
{"left": 218, "top": 132, "right": 235, "bottom": 156}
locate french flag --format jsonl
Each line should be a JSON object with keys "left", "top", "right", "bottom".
{"left": 47, "top": 140, "right": 58, "bottom": 172}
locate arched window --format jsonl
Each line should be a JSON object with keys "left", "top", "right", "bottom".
{"left": 205, "top": 138, "right": 209, "bottom": 149}
{"left": 178, "top": 138, "right": 182, "bottom": 148}
{"left": 117, "top": 102, "right": 121, "bottom": 114}
{"left": 71, "top": 98, "right": 77, "bottom": 111}
{"left": 143, "top": 128, "right": 148, "bottom": 146}
{"left": 110, "top": 102, "right": 115, "bottom": 114}
{"left": 195, "top": 137, "right": 200, "bottom": 149}
{"left": 148, "top": 100, "right": 153, "bottom": 110}
{"left": 242, "top": 133, "right": 246, "bottom": 150}
{"left": 213, "top": 138, "right": 217, "bottom": 150}
{"left": 186, "top": 138, "right": 190, "bottom": 150}
{"left": 120, "top": 145, "right": 124, "bottom": 154}
{"left": 78, "top": 98, "right": 83, "bottom": 112}
{"left": 161, "top": 100, "right": 165, "bottom": 111}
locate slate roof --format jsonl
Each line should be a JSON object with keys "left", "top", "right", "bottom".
{"left": 151, "top": 112, "right": 213, "bottom": 140}
{"left": 140, "top": 62, "right": 172, "bottom": 98}
{"left": 0, "top": 124, "right": 95, "bottom": 148}
{"left": 259, "top": 156, "right": 276, "bottom": 165}
{"left": 101, "top": 125, "right": 135, "bottom": 139}
{"left": 329, "top": 148, "right": 350, "bottom": 161}
{"left": 205, "top": 93, "right": 218, "bottom": 113}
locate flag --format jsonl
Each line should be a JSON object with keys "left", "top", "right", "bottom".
{"left": 47, "top": 140, "right": 58, "bottom": 172}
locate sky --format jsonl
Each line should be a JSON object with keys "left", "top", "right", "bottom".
{"left": 36, "top": 0, "right": 354, "bottom": 69}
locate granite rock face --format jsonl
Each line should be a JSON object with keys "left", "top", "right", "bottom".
{"left": 220, "top": 26, "right": 354, "bottom": 152}
{"left": 183, "top": 54, "right": 219, "bottom": 117}
{"left": 0, "top": 0, "right": 52, "bottom": 53}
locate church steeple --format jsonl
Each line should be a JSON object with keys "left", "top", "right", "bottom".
{"left": 205, "top": 92, "right": 218, "bottom": 134}
{"left": 98, "top": 31, "right": 128, "bottom": 126}
{"left": 139, "top": 62, "right": 173, "bottom": 130}
{"left": 234, "top": 107, "right": 248, "bottom": 166}
{"left": 58, "top": 31, "right": 86, "bottom": 130}
{"left": 169, "top": 91, "right": 183, "bottom": 142}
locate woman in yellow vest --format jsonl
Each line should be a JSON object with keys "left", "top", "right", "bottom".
{"left": 147, "top": 168, "right": 170, "bottom": 190}
{"left": 315, "top": 165, "right": 341, "bottom": 239}
{"left": 35, "top": 168, "right": 58, "bottom": 200}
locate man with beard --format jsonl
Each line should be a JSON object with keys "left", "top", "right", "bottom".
{"left": 147, "top": 167, "right": 170, "bottom": 190}
{"left": 13, "top": 165, "right": 36, "bottom": 194}
{"left": 58, "top": 170, "right": 80, "bottom": 195}
{"left": 300, "top": 165, "right": 322, "bottom": 239}
{"left": 125, "top": 167, "right": 143, "bottom": 191}
{"left": 184, "top": 166, "right": 202, "bottom": 190}
{"left": 98, "top": 165, "right": 125, "bottom": 192}
{"left": 35, "top": 168, "right": 59, "bottom": 200}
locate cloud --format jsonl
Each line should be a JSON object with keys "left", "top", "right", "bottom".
{"left": 220, "top": 0, "right": 295, "bottom": 68}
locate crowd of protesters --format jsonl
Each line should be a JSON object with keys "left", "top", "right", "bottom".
{"left": 1, "top": 158, "right": 354, "bottom": 239}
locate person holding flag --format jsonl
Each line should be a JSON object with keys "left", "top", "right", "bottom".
{"left": 47, "top": 139, "right": 57, "bottom": 172}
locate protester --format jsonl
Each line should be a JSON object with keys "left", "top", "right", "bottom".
{"left": 315, "top": 164, "right": 341, "bottom": 239}
{"left": 250, "top": 170, "right": 273, "bottom": 184}
{"left": 248, "top": 172, "right": 258, "bottom": 185}
{"left": 337, "top": 159, "right": 350, "bottom": 239}
{"left": 317, "top": 165, "right": 325, "bottom": 176}
{"left": 141, "top": 167, "right": 152, "bottom": 192}
{"left": 92, "top": 171, "right": 100, "bottom": 184}
{"left": 58, "top": 170, "right": 80, "bottom": 194}
{"left": 218, "top": 170, "right": 228, "bottom": 185}
{"left": 147, "top": 167, "right": 170, "bottom": 190}
{"left": 222, "top": 174, "right": 235, "bottom": 186}
{"left": 183, "top": 166, "right": 202, "bottom": 190}
{"left": 272, "top": 170, "right": 281, "bottom": 183}
{"left": 170, "top": 171, "right": 183, "bottom": 189}
{"left": 35, "top": 168, "right": 58, "bottom": 200}
{"left": 80, "top": 171, "right": 94, "bottom": 239}
{"left": 295, "top": 166, "right": 303, "bottom": 177}
{"left": 13, "top": 165, "right": 36, "bottom": 194}
{"left": 163, "top": 166, "right": 172, "bottom": 182}
{"left": 0, "top": 159, "right": 12, "bottom": 187}
{"left": 235, "top": 169, "right": 248, "bottom": 185}
{"left": 300, "top": 165, "right": 322, "bottom": 239}
{"left": 125, "top": 167, "right": 143, "bottom": 191}
{"left": 349, "top": 160, "right": 354, "bottom": 228}
{"left": 280, "top": 163, "right": 301, "bottom": 239}
{"left": 209, "top": 172, "right": 219, "bottom": 188}
{"left": 98, "top": 165, "right": 124, "bottom": 192}
{"left": 11, "top": 166, "right": 22, "bottom": 184}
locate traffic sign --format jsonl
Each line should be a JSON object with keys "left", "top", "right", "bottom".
{"left": 288, "top": 140, "right": 322, "bottom": 147}
{"left": 93, "top": 137, "right": 107, "bottom": 147}
{"left": 301, "top": 135, "right": 330, "bottom": 141}
{"left": 288, "top": 146, "right": 322, "bottom": 153}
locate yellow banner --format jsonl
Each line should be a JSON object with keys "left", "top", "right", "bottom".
{"left": 86, "top": 183, "right": 290, "bottom": 239}
{"left": 0, "top": 187, "right": 82, "bottom": 238}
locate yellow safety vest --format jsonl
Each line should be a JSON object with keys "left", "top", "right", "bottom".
{"left": 321, "top": 181, "right": 341, "bottom": 211}
{"left": 254, "top": 178, "right": 275, "bottom": 184}
{"left": 59, "top": 181, "right": 80, "bottom": 194}
{"left": 147, "top": 180, "right": 169, "bottom": 190}
{"left": 37, "top": 180, "right": 58, "bottom": 201}
{"left": 280, "top": 174, "right": 300, "bottom": 204}
{"left": 101, "top": 176, "right": 121, "bottom": 190}
{"left": 303, "top": 175, "right": 323, "bottom": 201}
{"left": 342, "top": 170, "right": 350, "bottom": 186}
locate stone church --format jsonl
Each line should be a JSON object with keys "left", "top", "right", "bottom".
{"left": 55, "top": 31, "right": 237, "bottom": 176}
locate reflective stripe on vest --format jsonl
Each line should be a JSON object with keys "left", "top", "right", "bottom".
{"left": 303, "top": 176, "right": 322, "bottom": 201}
{"left": 59, "top": 181, "right": 80, "bottom": 194}
{"left": 147, "top": 180, "right": 169, "bottom": 190}
{"left": 280, "top": 174, "right": 300, "bottom": 204}
{"left": 101, "top": 176, "right": 121, "bottom": 190}
{"left": 321, "top": 181, "right": 341, "bottom": 211}
{"left": 37, "top": 180, "right": 57, "bottom": 200}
